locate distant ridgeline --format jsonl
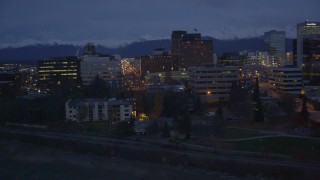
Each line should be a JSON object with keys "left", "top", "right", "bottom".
{"left": 0, "top": 38, "right": 294, "bottom": 63}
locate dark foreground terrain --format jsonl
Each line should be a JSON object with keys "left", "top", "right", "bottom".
{"left": 0, "top": 138, "right": 243, "bottom": 180}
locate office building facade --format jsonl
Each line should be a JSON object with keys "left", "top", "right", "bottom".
{"left": 140, "top": 48, "right": 179, "bottom": 77}
{"left": 264, "top": 30, "right": 286, "bottom": 55}
{"left": 38, "top": 56, "right": 80, "bottom": 90}
{"left": 296, "top": 20, "right": 320, "bottom": 85}
{"left": 171, "top": 31, "right": 213, "bottom": 69}
{"left": 269, "top": 67, "right": 302, "bottom": 95}
{"left": 188, "top": 64, "right": 238, "bottom": 102}
{"left": 80, "top": 55, "right": 122, "bottom": 87}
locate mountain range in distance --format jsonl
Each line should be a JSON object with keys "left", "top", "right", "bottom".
{"left": 0, "top": 37, "right": 294, "bottom": 64}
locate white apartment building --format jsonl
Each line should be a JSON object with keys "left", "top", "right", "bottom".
{"left": 269, "top": 67, "right": 302, "bottom": 95}
{"left": 188, "top": 64, "right": 238, "bottom": 102}
{"left": 65, "top": 98, "right": 133, "bottom": 122}
{"left": 81, "top": 55, "right": 122, "bottom": 87}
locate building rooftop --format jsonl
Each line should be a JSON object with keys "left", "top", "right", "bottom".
{"left": 68, "top": 98, "right": 131, "bottom": 106}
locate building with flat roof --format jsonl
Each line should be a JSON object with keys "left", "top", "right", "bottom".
{"left": 171, "top": 30, "right": 213, "bottom": 69}
{"left": 301, "top": 37, "right": 320, "bottom": 85}
{"left": 269, "top": 67, "right": 302, "bottom": 95}
{"left": 295, "top": 21, "right": 320, "bottom": 85}
{"left": 140, "top": 48, "right": 178, "bottom": 78}
{"left": 171, "top": 30, "right": 187, "bottom": 57}
{"left": 80, "top": 55, "right": 122, "bottom": 87}
{"left": 188, "top": 64, "right": 238, "bottom": 102}
{"left": 296, "top": 21, "right": 320, "bottom": 67}
{"left": 38, "top": 56, "right": 80, "bottom": 90}
{"left": 264, "top": 30, "right": 285, "bottom": 55}
{"left": 65, "top": 98, "right": 133, "bottom": 122}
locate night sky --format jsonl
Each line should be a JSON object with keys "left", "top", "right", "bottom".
{"left": 1, "top": 0, "right": 319, "bottom": 48}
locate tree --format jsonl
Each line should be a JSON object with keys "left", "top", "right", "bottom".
{"left": 87, "top": 75, "right": 109, "bottom": 98}
{"left": 253, "top": 77, "right": 264, "bottom": 122}
{"left": 115, "top": 121, "right": 134, "bottom": 136}
{"left": 177, "top": 113, "right": 192, "bottom": 139}
{"left": 254, "top": 100, "right": 264, "bottom": 122}
{"left": 278, "top": 94, "right": 295, "bottom": 118}
{"left": 216, "top": 103, "right": 224, "bottom": 120}
{"left": 148, "top": 120, "right": 159, "bottom": 135}
{"left": 161, "top": 121, "right": 171, "bottom": 138}
{"left": 0, "top": 97, "right": 17, "bottom": 124}
{"left": 161, "top": 92, "right": 176, "bottom": 117}
{"left": 79, "top": 104, "right": 88, "bottom": 121}
{"left": 183, "top": 79, "right": 192, "bottom": 95}
{"left": 229, "top": 83, "right": 248, "bottom": 104}
{"left": 237, "top": 99, "right": 253, "bottom": 121}
{"left": 212, "top": 119, "right": 225, "bottom": 137}
{"left": 193, "top": 95, "right": 204, "bottom": 114}
{"left": 129, "top": 115, "right": 135, "bottom": 128}
{"left": 300, "top": 95, "right": 310, "bottom": 123}
{"left": 142, "top": 93, "right": 155, "bottom": 114}
{"left": 265, "top": 104, "right": 284, "bottom": 122}
{"left": 229, "top": 83, "right": 249, "bottom": 119}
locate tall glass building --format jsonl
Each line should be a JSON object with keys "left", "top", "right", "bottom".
{"left": 264, "top": 30, "right": 286, "bottom": 55}
{"left": 296, "top": 20, "right": 320, "bottom": 85}
{"left": 296, "top": 21, "right": 320, "bottom": 67}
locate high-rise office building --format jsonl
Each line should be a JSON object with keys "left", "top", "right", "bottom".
{"left": 264, "top": 30, "right": 286, "bottom": 66}
{"left": 296, "top": 21, "right": 320, "bottom": 67}
{"left": 296, "top": 20, "right": 320, "bottom": 85}
{"left": 140, "top": 48, "right": 178, "bottom": 77}
{"left": 264, "top": 30, "right": 285, "bottom": 55}
{"left": 38, "top": 56, "right": 80, "bottom": 90}
{"left": 171, "top": 31, "right": 213, "bottom": 69}
{"left": 171, "top": 31, "right": 187, "bottom": 56}
{"left": 80, "top": 43, "right": 122, "bottom": 88}
{"left": 80, "top": 55, "right": 122, "bottom": 87}
{"left": 301, "top": 37, "right": 320, "bottom": 85}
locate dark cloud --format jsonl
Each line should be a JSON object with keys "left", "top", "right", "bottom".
{"left": 0, "top": 0, "right": 319, "bottom": 47}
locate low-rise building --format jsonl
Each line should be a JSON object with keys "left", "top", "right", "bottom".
{"left": 65, "top": 98, "right": 133, "bottom": 122}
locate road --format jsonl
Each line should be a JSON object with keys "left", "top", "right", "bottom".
{"left": 1, "top": 127, "right": 320, "bottom": 174}
{"left": 0, "top": 138, "right": 235, "bottom": 180}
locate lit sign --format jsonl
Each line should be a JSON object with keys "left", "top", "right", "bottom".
{"left": 307, "top": 23, "right": 316, "bottom": 26}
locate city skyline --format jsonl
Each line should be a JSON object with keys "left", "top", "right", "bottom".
{"left": 1, "top": 0, "right": 319, "bottom": 48}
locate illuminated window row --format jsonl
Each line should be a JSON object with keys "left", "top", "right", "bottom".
{"left": 61, "top": 73, "right": 77, "bottom": 76}
{"left": 39, "top": 66, "right": 54, "bottom": 69}
{"left": 39, "top": 66, "right": 78, "bottom": 69}
{"left": 39, "top": 69, "right": 77, "bottom": 72}
{"left": 43, "top": 61, "right": 76, "bottom": 65}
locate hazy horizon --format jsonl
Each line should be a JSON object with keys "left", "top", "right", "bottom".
{"left": 1, "top": 0, "right": 319, "bottom": 48}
